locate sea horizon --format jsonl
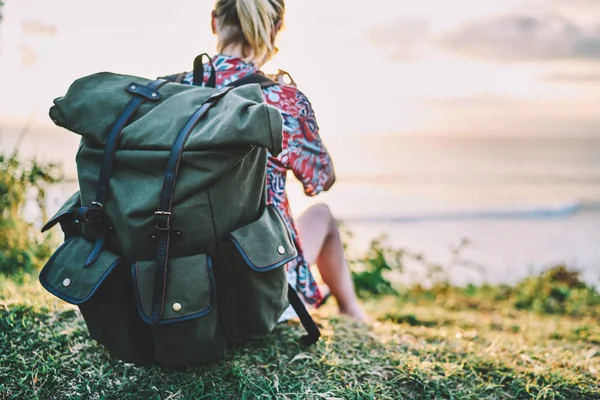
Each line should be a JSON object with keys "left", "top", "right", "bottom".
{"left": 5, "top": 126, "right": 597, "bottom": 288}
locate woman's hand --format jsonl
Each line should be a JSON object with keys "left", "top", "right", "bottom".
{"left": 324, "top": 167, "right": 336, "bottom": 191}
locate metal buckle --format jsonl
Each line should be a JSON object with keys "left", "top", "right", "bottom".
{"left": 154, "top": 211, "right": 172, "bottom": 231}
{"left": 81, "top": 202, "right": 104, "bottom": 225}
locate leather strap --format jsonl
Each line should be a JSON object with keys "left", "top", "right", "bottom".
{"left": 149, "top": 86, "right": 234, "bottom": 324}
{"left": 158, "top": 73, "right": 181, "bottom": 83}
{"left": 227, "top": 73, "right": 277, "bottom": 89}
{"left": 83, "top": 234, "right": 105, "bottom": 268}
{"left": 174, "top": 72, "right": 186, "bottom": 84}
{"left": 193, "top": 53, "right": 216, "bottom": 88}
{"left": 95, "top": 79, "right": 167, "bottom": 207}
{"left": 287, "top": 284, "right": 321, "bottom": 345}
{"left": 159, "top": 70, "right": 276, "bottom": 89}
{"left": 85, "top": 79, "right": 167, "bottom": 273}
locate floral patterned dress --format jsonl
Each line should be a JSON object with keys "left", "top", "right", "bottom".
{"left": 181, "top": 55, "right": 332, "bottom": 308}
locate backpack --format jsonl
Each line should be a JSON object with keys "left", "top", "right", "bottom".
{"left": 38, "top": 54, "right": 320, "bottom": 366}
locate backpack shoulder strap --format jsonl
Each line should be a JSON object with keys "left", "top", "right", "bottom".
{"left": 227, "top": 73, "right": 277, "bottom": 89}
{"left": 158, "top": 72, "right": 275, "bottom": 88}
{"left": 173, "top": 72, "right": 186, "bottom": 84}
{"left": 159, "top": 72, "right": 187, "bottom": 83}
{"left": 287, "top": 284, "right": 321, "bottom": 345}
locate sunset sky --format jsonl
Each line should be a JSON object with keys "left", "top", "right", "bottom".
{"left": 1, "top": 0, "right": 599, "bottom": 140}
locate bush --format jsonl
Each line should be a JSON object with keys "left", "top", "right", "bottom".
{"left": 349, "top": 236, "right": 402, "bottom": 298}
{"left": 0, "top": 153, "right": 61, "bottom": 274}
{"left": 344, "top": 229, "right": 599, "bottom": 317}
{"left": 512, "top": 265, "right": 600, "bottom": 317}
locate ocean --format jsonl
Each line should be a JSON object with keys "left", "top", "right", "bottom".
{"left": 287, "top": 135, "right": 600, "bottom": 286}
{"left": 2, "top": 126, "right": 599, "bottom": 286}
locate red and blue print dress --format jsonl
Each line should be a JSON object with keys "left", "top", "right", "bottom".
{"left": 181, "top": 54, "right": 331, "bottom": 309}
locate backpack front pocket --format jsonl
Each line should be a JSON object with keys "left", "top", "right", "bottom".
{"left": 132, "top": 254, "right": 225, "bottom": 365}
{"left": 39, "top": 236, "right": 124, "bottom": 305}
{"left": 39, "top": 236, "right": 154, "bottom": 364}
{"left": 215, "top": 205, "right": 297, "bottom": 345}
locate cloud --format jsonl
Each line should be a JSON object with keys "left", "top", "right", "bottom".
{"left": 424, "top": 94, "right": 600, "bottom": 137}
{"left": 367, "top": 18, "right": 430, "bottom": 61}
{"left": 441, "top": 14, "right": 600, "bottom": 62}
{"left": 544, "top": 72, "right": 600, "bottom": 83}
{"left": 19, "top": 45, "right": 37, "bottom": 66}
{"left": 22, "top": 20, "right": 56, "bottom": 36}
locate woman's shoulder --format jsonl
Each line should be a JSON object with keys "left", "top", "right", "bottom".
{"left": 262, "top": 83, "right": 315, "bottom": 119}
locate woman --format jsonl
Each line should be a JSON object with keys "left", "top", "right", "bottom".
{"left": 186, "top": 0, "right": 367, "bottom": 322}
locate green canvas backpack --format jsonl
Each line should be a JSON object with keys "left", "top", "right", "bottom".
{"left": 38, "top": 58, "right": 320, "bottom": 366}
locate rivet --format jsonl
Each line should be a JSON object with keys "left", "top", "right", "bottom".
{"left": 130, "top": 85, "right": 136, "bottom": 90}
{"left": 151, "top": 92, "right": 157, "bottom": 97}
{"left": 172, "top": 303, "right": 182, "bottom": 312}
{"left": 62, "top": 278, "right": 71, "bottom": 287}
{"left": 277, "top": 245, "right": 285, "bottom": 254}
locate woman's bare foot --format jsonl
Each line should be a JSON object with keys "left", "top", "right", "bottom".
{"left": 340, "top": 303, "right": 370, "bottom": 323}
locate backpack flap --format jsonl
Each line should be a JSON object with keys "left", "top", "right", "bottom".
{"left": 132, "top": 254, "right": 215, "bottom": 324}
{"left": 229, "top": 205, "right": 297, "bottom": 271}
{"left": 41, "top": 191, "right": 82, "bottom": 239}
{"left": 39, "top": 236, "right": 124, "bottom": 304}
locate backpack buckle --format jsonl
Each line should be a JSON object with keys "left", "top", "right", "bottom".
{"left": 154, "top": 211, "right": 171, "bottom": 231}
{"left": 77, "top": 202, "right": 104, "bottom": 226}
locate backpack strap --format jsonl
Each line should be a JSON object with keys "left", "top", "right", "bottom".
{"left": 160, "top": 70, "right": 188, "bottom": 83}
{"left": 160, "top": 71, "right": 277, "bottom": 89}
{"left": 150, "top": 86, "right": 234, "bottom": 324}
{"left": 227, "top": 73, "right": 277, "bottom": 89}
{"left": 95, "top": 79, "right": 167, "bottom": 208}
{"left": 159, "top": 72, "right": 185, "bottom": 83}
{"left": 175, "top": 72, "right": 186, "bottom": 83}
{"left": 79, "top": 79, "right": 167, "bottom": 267}
{"left": 229, "top": 72, "right": 321, "bottom": 344}
{"left": 156, "top": 68, "right": 318, "bottom": 343}
{"left": 193, "top": 53, "right": 216, "bottom": 88}
{"left": 228, "top": 72, "right": 321, "bottom": 343}
{"left": 159, "top": 53, "right": 216, "bottom": 87}
{"left": 287, "top": 284, "right": 321, "bottom": 345}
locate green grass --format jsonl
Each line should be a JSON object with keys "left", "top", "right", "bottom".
{"left": 1, "top": 273, "right": 599, "bottom": 399}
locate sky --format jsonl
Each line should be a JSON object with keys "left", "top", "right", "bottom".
{"left": 0, "top": 0, "right": 599, "bottom": 140}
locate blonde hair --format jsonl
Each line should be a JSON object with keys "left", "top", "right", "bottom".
{"left": 214, "top": 0, "right": 285, "bottom": 66}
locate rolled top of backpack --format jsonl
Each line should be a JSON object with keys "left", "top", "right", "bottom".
{"left": 49, "top": 72, "right": 284, "bottom": 156}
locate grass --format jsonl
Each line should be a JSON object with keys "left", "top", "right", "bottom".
{"left": 1, "top": 272, "right": 599, "bottom": 399}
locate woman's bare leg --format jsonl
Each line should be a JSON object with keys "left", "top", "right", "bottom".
{"left": 295, "top": 204, "right": 368, "bottom": 321}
